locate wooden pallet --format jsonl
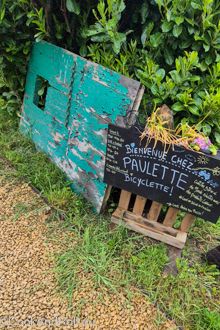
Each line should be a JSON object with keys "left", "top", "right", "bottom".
{"left": 111, "top": 190, "right": 195, "bottom": 249}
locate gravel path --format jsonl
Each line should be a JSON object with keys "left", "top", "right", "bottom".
{"left": 0, "top": 163, "right": 176, "bottom": 330}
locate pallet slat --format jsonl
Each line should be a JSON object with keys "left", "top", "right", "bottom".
{"left": 133, "top": 195, "right": 147, "bottom": 216}
{"left": 118, "top": 190, "right": 131, "bottom": 210}
{"left": 180, "top": 213, "right": 195, "bottom": 232}
{"left": 147, "top": 201, "right": 162, "bottom": 221}
{"left": 163, "top": 207, "right": 179, "bottom": 227}
{"left": 125, "top": 211, "right": 180, "bottom": 236}
{"left": 111, "top": 214, "right": 187, "bottom": 249}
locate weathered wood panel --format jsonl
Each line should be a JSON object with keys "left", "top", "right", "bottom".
{"left": 20, "top": 41, "right": 142, "bottom": 212}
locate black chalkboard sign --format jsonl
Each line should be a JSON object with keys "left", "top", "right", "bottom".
{"left": 104, "top": 124, "right": 220, "bottom": 223}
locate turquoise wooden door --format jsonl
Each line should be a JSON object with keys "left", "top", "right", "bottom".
{"left": 20, "top": 41, "right": 142, "bottom": 212}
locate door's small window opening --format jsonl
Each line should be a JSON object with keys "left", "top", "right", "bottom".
{"left": 33, "top": 76, "right": 50, "bottom": 110}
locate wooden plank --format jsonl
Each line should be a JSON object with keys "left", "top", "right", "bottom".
{"left": 180, "top": 213, "right": 195, "bottom": 232}
{"left": 124, "top": 211, "right": 179, "bottom": 236}
{"left": 112, "top": 207, "right": 126, "bottom": 219}
{"left": 118, "top": 190, "right": 131, "bottom": 210}
{"left": 147, "top": 201, "right": 162, "bottom": 221}
{"left": 101, "top": 185, "right": 112, "bottom": 212}
{"left": 163, "top": 207, "right": 179, "bottom": 227}
{"left": 111, "top": 216, "right": 187, "bottom": 249}
{"left": 127, "top": 85, "right": 145, "bottom": 126}
{"left": 176, "top": 232, "right": 188, "bottom": 243}
{"left": 133, "top": 195, "right": 147, "bottom": 216}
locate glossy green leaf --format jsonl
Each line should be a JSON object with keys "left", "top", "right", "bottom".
{"left": 161, "top": 21, "right": 173, "bottom": 32}
{"left": 164, "top": 48, "right": 174, "bottom": 65}
{"left": 189, "top": 105, "right": 200, "bottom": 115}
{"left": 205, "top": 55, "right": 213, "bottom": 65}
{"left": 156, "top": 68, "right": 165, "bottom": 80}
{"left": 175, "top": 16, "right": 184, "bottom": 25}
{"left": 179, "top": 39, "right": 192, "bottom": 49}
{"left": 187, "top": 26, "right": 195, "bottom": 35}
{"left": 191, "top": 2, "right": 202, "bottom": 10}
{"left": 214, "top": 132, "right": 220, "bottom": 145}
{"left": 169, "top": 70, "right": 181, "bottom": 84}
{"left": 0, "top": 7, "right": 5, "bottom": 21}
{"left": 79, "top": 44, "right": 87, "bottom": 57}
{"left": 141, "top": 2, "right": 149, "bottom": 24}
{"left": 150, "top": 32, "right": 163, "bottom": 47}
{"left": 166, "top": 9, "right": 171, "bottom": 22}
{"left": 66, "top": 0, "right": 80, "bottom": 15}
{"left": 37, "top": 87, "right": 45, "bottom": 96}
{"left": 202, "top": 124, "right": 212, "bottom": 135}
{"left": 189, "top": 75, "right": 200, "bottom": 82}
{"left": 141, "top": 22, "right": 154, "bottom": 45}
{"left": 150, "top": 85, "right": 159, "bottom": 96}
{"left": 112, "top": 33, "right": 126, "bottom": 54}
{"left": 203, "top": 44, "right": 210, "bottom": 52}
{"left": 173, "top": 25, "right": 182, "bottom": 37}
{"left": 172, "top": 102, "right": 183, "bottom": 112}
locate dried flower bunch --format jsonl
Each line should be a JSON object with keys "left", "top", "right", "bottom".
{"left": 141, "top": 106, "right": 218, "bottom": 156}
{"left": 140, "top": 107, "right": 177, "bottom": 151}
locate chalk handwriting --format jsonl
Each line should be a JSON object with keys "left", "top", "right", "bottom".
{"left": 104, "top": 124, "right": 220, "bottom": 223}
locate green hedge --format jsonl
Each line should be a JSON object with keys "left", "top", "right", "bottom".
{"left": 0, "top": 0, "right": 220, "bottom": 146}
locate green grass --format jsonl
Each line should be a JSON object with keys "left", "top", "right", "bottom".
{"left": 1, "top": 110, "right": 220, "bottom": 329}
{"left": 0, "top": 112, "right": 86, "bottom": 216}
{"left": 153, "top": 259, "right": 220, "bottom": 329}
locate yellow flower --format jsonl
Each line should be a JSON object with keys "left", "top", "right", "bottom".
{"left": 194, "top": 145, "right": 200, "bottom": 151}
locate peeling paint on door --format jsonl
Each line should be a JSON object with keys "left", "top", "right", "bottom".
{"left": 20, "top": 41, "right": 143, "bottom": 212}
